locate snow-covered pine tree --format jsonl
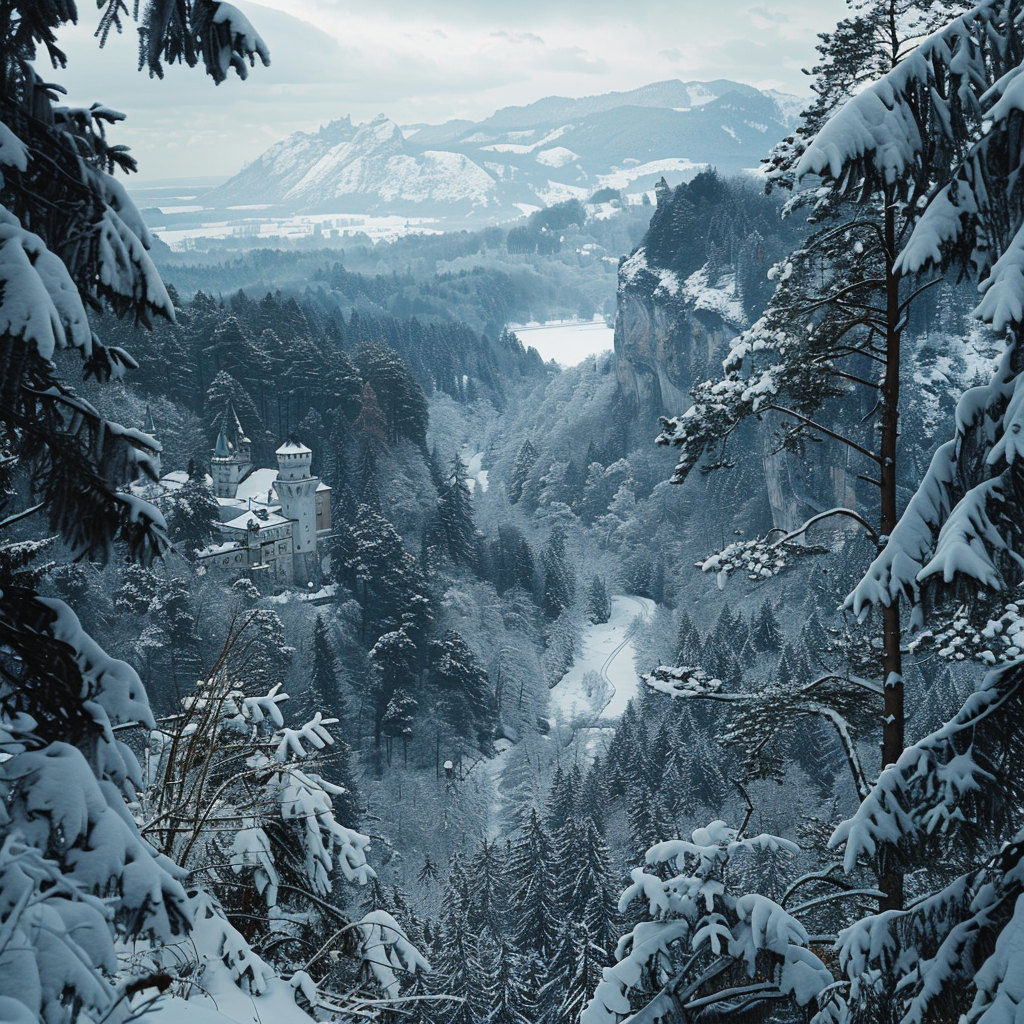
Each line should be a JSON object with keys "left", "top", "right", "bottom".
{"left": 507, "top": 808, "right": 563, "bottom": 962}
{"left": 428, "top": 629, "right": 495, "bottom": 747}
{"left": 585, "top": 574, "right": 612, "bottom": 624}
{"left": 617, "top": 7, "right": 1024, "bottom": 1020}
{"left": 582, "top": 821, "right": 830, "bottom": 1024}
{"left": 800, "top": 2, "right": 1024, "bottom": 1019}
{"left": 482, "top": 937, "right": 535, "bottom": 1024}
{"left": 0, "top": 3, "right": 269, "bottom": 1020}
{"left": 657, "top": 0, "right": 980, "bottom": 910}
{"left": 141, "top": 615, "right": 431, "bottom": 1011}
{"left": 432, "top": 453, "right": 478, "bottom": 568}
{"left": 164, "top": 462, "right": 220, "bottom": 555}
{"left": 540, "top": 525, "right": 577, "bottom": 620}
{"left": 465, "top": 836, "right": 509, "bottom": 939}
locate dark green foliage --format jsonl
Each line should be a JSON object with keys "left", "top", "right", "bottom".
{"left": 585, "top": 575, "right": 611, "bottom": 624}
{"left": 556, "top": 927, "right": 607, "bottom": 1024}
{"left": 487, "top": 525, "right": 536, "bottom": 597}
{"left": 507, "top": 809, "right": 562, "bottom": 961}
{"left": 355, "top": 343, "right": 430, "bottom": 451}
{"left": 674, "top": 611, "right": 702, "bottom": 665}
{"left": 641, "top": 170, "right": 796, "bottom": 286}
{"left": 508, "top": 440, "right": 539, "bottom": 505}
{"left": 540, "top": 526, "right": 576, "bottom": 620}
{"left": 165, "top": 472, "right": 220, "bottom": 555}
{"left": 429, "top": 630, "right": 494, "bottom": 745}
{"left": 466, "top": 838, "right": 508, "bottom": 938}
{"left": 310, "top": 614, "right": 342, "bottom": 713}
{"left": 346, "top": 504, "right": 432, "bottom": 643}
{"left": 368, "top": 626, "right": 419, "bottom": 749}
{"left": 482, "top": 939, "right": 535, "bottom": 1024}
{"left": 751, "top": 599, "right": 785, "bottom": 654}
{"left": 431, "top": 454, "right": 478, "bottom": 568}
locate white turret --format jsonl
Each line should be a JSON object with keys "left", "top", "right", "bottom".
{"left": 211, "top": 404, "right": 252, "bottom": 498}
{"left": 275, "top": 440, "right": 318, "bottom": 580}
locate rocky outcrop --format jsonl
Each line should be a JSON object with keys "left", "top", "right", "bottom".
{"left": 614, "top": 246, "right": 740, "bottom": 418}
{"left": 614, "top": 244, "right": 860, "bottom": 532}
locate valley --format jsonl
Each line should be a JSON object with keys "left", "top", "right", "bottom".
{"left": 4, "top": 12, "right": 1024, "bottom": 1024}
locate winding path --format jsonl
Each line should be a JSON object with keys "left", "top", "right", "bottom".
{"left": 549, "top": 595, "right": 655, "bottom": 729}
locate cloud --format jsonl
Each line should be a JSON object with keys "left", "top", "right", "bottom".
{"left": 659, "top": 48, "right": 683, "bottom": 64}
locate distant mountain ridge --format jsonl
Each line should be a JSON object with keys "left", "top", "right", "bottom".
{"left": 204, "top": 79, "right": 806, "bottom": 219}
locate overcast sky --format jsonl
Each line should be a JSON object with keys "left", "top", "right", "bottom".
{"left": 54, "top": 0, "right": 848, "bottom": 180}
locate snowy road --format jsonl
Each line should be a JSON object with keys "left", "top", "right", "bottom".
{"left": 549, "top": 595, "right": 655, "bottom": 727}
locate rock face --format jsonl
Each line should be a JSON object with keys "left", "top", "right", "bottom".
{"left": 614, "top": 217, "right": 860, "bottom": 533}
{"left": 614, "top": 248, "right": 741, "bottom": 419}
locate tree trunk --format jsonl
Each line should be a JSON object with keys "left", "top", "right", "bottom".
{"left": 879, "top": 188, "right": 905, "bottom": 913}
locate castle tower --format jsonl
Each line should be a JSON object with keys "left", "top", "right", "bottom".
{"left": 275, "top": 439, "right": 318, "bottom": 581}
{"left": 210, "top": 404, "right": 253, "bottom": 499}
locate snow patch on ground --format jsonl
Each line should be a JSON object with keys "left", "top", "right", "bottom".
{"left": 463, "top": 450, "right": 489, "bottom": 493}
{"left": 683, "top": 266, "right": 746, "bottom": 326}
{"left": 598, "top": 158, "right": 705, "bottom": 190}
{"left": 536, "top": 147, "right": 579, "bottom": 168}
{"left": 549, "top": 595, "right": 655, "bottom": 726}
{"left": 483, "top": 125, "right": 574, "bottom": 155}
{"left": 533, "top": 180, "right": 589, "bottom": 205}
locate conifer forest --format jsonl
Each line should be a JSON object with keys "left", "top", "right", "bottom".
{"left": 4, "top": 2, "right": 1024, "bottom": 1023}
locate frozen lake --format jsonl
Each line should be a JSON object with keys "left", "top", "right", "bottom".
{"left": 508, "top": 317, "right": 615, "bottom": 366}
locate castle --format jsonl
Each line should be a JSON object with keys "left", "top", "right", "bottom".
{"left": 134, "top": 405, "right": 331, "bottom": 584}
{"left": 200, "top": 407, "right": 332, "bottom": 583}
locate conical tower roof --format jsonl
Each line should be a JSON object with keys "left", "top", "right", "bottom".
{"left": 214, "top": 410, "right": 232, "bottom": 458}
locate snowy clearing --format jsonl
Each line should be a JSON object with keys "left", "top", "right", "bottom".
{"left": 153, "top": 212, "right": 443, "bottom": 248}
{"left": 549, "top": 595, "right": 655, "bottom": 727}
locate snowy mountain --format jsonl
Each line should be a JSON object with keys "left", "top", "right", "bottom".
{"left": 204, "top": 79, "right": 803, "bottom": 218}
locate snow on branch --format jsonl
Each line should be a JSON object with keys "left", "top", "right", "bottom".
{"left": 0, "top": 204, "right": 92, "bottom": 361}
{"left": 830, "top": 660, "right": 1024, "bottom": 878}
{"left": 796, "top": 0, "right": 1002, "bottom": 191}
{"left": 698, "top": 507, "right": 872, "bottom": 590}
{"left": 583, "top": 822, "right": 831, "bottom": 1024}
{"left": 356, "top": 910, "right": 432, "bottom": 1001}
{"left": 199, "top": 2, "right": 271, "bottom": 84}
{"left": 910, "top": 595, "right": 1024, "bottom": 665}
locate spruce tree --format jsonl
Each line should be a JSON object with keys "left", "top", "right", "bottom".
{"left": 585, "top": 574, "right": 612, "bottom": 624}
{"left": 507, "top": 809, "right": 562, "bottom": 961}
{"left": 540, "top": 526, "right": 576, "bottom": 620}
{"left": 466, "top": 837, "right": 509, "bottom": 939}
{"left": 483, "top": 938, "right": 534, "bottom": 1024}
{"left": 433, "top": 453, "right": 478, "bottom": 568}
{"left": 165, "top": 468, "right": 220, "bottom": 556}
{"left": 508, "top": 439, "right": 539, "bottom": 504}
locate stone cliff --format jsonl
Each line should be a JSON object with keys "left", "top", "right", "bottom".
{"left": 613, "top": 243, "right": 859, "bottom": 533}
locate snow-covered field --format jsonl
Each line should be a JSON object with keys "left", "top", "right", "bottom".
{"left": 549, "top": 595, "right": 655, "bottom": 726}
{"left": 153, "top": 212, "right": 443, "bottom": 248}
{"left": 508, "top": 316, "right": 615, "bottom": 366}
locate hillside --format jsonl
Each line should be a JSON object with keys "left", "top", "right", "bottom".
{"left": 199, "top": 79, "right": 800, "bottom": 219}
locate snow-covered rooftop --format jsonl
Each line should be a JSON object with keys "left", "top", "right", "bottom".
{"left": 234, "top": 467, "right": 280, "bottom": 502}
{"left": 223, "top": 510, "right": 291, "bottom": 532}
{"left": 276, "top": 441, "right": 312, "bottom": 455}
